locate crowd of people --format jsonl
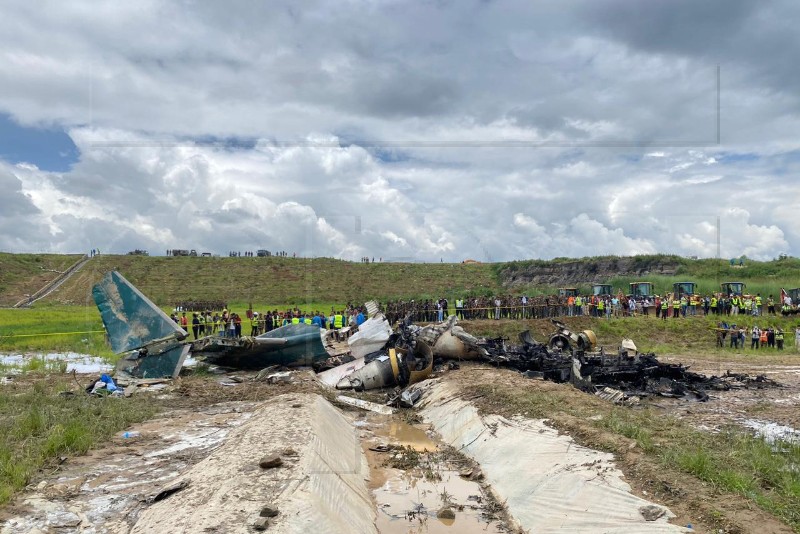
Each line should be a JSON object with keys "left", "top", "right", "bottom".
{"left": 170, "top": 305, "right": 371, "bottom": 340}
{"left": 715, "top": 322, "right": 800, "bottom": 351}
{"left": 168, "top": 289, "right": 800, "bottom": 351}
{"left": 382, "top": 292, "right": 798, "bottom": 325}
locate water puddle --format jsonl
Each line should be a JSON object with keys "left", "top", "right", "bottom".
{"left": 376, "top": 420, "right": 439, "bottom": 452}
{"left": 373, "top": 468, "right": 501, "bottom": 534}
{"left": 0, "top": 352, "right": 113, "bottom": 374}
{"left": 354, "top": 413, "right": 506, "bottom": 534}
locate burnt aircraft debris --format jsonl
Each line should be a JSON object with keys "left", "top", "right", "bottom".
{"left": 330, "top": 316, "right": 780, "bottom": 401}
{"left": 94, "top": 270, "right": 779, "bottom": 401}
{"left": 455, "top": 319, "right": 780, "bottom": 402}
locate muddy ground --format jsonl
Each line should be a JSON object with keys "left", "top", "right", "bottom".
{"left": 1, "top": 351, "right": 798, "bottom": 534}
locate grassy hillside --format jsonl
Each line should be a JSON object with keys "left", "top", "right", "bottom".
{"left": 0, "top": 253, "right": 798, "bottom": 309}
{"left": 39, "top": 255, "right": 502, "bottom": 307}
{"left": 0, "top": 254, "right": 84, "bottom": 307}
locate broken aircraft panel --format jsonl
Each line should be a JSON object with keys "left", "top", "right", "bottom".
{"left": 92, "top": 271, "right": 333, "bottom": 378}
{"left": 192, "top": 323, "right": 330, "bottom": 369}
{"left": 347, "top": 313, "right": 392, "bottom": 359}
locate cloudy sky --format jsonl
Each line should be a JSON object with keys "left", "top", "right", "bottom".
{"left": 1, "top": 0, "right": 798, "bottom": 261}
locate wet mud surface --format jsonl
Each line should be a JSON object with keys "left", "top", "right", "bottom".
{"left": 354, "top": 413, "right": 509, "bottom": 534}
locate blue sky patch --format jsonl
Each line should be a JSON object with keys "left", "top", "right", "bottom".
{"left": 0, "top": 113, "right": 79, "bottom": 172}
{"left": 715, "top": 152, "right": 759, "bottom": 164}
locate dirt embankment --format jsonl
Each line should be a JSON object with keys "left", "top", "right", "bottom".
{"left": 498, "top": 257, "right": 681, "bottom": 287}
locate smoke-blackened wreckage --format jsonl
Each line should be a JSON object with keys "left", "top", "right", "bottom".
{"left": 94, "top": 271, "right": 779, "bottom": 406}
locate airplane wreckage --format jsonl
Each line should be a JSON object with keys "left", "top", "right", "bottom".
{"left": 93, "top": 271, "right": 778, "bottom": 403}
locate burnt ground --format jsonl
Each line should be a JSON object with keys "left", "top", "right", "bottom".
{"left": 656, "top": 352, "right": 800, "bottom": 431}
{"left": 446, "top": 352, "right": 800, "bottom": 534}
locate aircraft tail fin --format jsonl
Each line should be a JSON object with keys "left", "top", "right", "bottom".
{"left": 92, "top": 271, "right": 186, "bottom": 354}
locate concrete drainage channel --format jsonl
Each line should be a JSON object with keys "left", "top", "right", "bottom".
{"left": 1, "top": 376, "right": 689, "bottom": 533}
{"left": 356, "top": 412, "right": 509, "bottom": 534}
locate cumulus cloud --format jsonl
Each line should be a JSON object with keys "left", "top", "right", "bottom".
{"left": 0, "top": 1, "right": 797, "bottom": 261}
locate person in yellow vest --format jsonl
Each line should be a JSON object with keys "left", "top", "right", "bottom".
{"left": 596, "top": 298, "right": 605, "bottom": 318}
{"left": 291, "top": 315, "right": 300, "bottom": 325}
{"left": 710, "top": 296, "right": 718, "bottom": 315}
{"left": 672, "top": 297, "right": 681, "bottom": 319}
{"left": 575, "top": 295, "right": 583, "bottom": 316}
{"left": 775, "top": 328, "right": 784, "bottom": 350}
{"left": 251, "top": 312, "right": 259, "bottom": 336}
{"left": 661, "top": 298, "right": 668, "bottom": 321}
{"left": 755, "top": 294, "right": 763, "bottom": 316}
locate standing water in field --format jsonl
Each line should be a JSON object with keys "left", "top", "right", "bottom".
{"left": 0, "top": 352, "right": 113, "bottom": 374}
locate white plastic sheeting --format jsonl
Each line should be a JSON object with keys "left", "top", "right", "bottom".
{"left": 131, "top": 394, "right": 376, "bottom": 534}
{"left": 348, "top": 313, "right": 392, "bottom": 359}
{"left": 418, "top": 381, "right": 689, "bottom": 533}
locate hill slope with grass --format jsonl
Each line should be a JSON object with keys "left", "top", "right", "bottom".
{"left": 32, "top": 255, "right": 502, "bottom": 307}
{"left": 1, "top": 253, "right": 798, "bottom": 308}
{"left": 0, "top": 253, "right": 85, "bottom": 307}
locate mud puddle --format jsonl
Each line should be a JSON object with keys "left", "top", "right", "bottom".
{"left": 0, "top": 351, "right": 113, "bottom": 374}
{"left": 353, "top": 412, "right": 507, "bottom": 534}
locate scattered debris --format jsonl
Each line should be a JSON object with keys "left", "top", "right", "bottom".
{"left": 260, "top": 504, "right": 279, "bottom": 518}
{"left": 254, "top": 365, "right": 281, "bottom": 381}
{"left": 147, "top": 480, "right": 189, "bottom": 504}
{"left": 253, "top": 517, "right": 270, "bottom": 530}
{"left": 259, "top": 455, "right": 283, "bottom": 469}
{"left": 337, "top": 395, "right": 396, "bottom": 415}
{"left": 639, "top": 505, "right": 667, "bottom": 521}
{"left": 595, "top": 387, "right": 640, "bottom": 406}
{"left": 266, "top": 372, "right": 292, "bottom": 384}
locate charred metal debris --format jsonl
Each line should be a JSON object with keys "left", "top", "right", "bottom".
{"left": 328, "top": 316, "right": 780, "bottom": 404}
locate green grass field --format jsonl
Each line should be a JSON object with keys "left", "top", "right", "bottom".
{"left": 0, "top": 378, "right": 160, "bottom": 503}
